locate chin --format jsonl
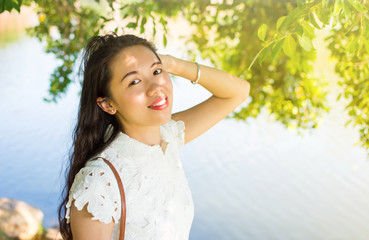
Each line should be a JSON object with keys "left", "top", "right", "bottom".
{"left": 155, "top": 106, "right": 173, "bottom": 125}
{"left": 157, "top": 114, "right": 172, "bottom": 125}
{"left": 147, "top": 104, "right": 173, "bottom": 126}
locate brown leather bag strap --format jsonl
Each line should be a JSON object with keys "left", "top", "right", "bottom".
{"left": 93, "top": 157, "right": 126, "bottom": 240}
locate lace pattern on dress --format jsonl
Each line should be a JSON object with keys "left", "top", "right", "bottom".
{"left": 161, "top": 120, "right": 185, "bottom": 149}
{"left": 65, "top": 119, "right": 189, "bottom": 235}
{"left": 65, "top": 158, "right": 121, "bottom": 224}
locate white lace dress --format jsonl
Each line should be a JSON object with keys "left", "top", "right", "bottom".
{"left": 65, "top": 120, "right": 194, "bottom": 240}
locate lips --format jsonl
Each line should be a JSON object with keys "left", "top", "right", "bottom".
{"left": 148, "top": 96, "right": 169, "bottom": 110}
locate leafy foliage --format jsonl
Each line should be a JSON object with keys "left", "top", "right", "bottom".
{"left": 251, "top": 0, "right": 369, "bottom": 150}
{"left": 0, "top": 0, "right": 22, "bottom": 13}
{"left": 27, "top": 0, "right": 105, "bottom": 101}
{"left": 182, "top": 1, "right": 328, "bottom": 132}
{"left": 325, "top": 1, "right": 369, "bottom": 150}
{"left": 0, "top": 0, "right": 33, "bottom": 13}
{"left": 26, "top": 0, "right": 173, "bottom": 102}
{"left": 9, "top": 0, "right": 369, "bottom": 151}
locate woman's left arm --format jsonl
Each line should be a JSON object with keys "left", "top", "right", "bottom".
{"left": 160, "top": 54, "right": 250, "bottom": 144}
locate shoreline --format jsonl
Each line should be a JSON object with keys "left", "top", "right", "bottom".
{"left": 0, "top": 198, "right": 62, "bottom": 240}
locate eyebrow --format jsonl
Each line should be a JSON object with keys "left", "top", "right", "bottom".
{"left": 151, "top": 61, "right": 161, "bottom": 68}
{"left": 120, "top": 61, "right": 162, "bottom": 82}
{"left": 120, "top": 71, "right": 137, "bottom": 82}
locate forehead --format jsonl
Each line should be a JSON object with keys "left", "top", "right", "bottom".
{"left": 110, "top": 45, "right": 158, "bottom": 71}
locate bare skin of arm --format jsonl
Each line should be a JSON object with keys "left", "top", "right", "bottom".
{"left": 70, "top": 203, "right": 115, "bottom": 240}
{"left": 160, "top": 54, "right": 251, "bottom": 144}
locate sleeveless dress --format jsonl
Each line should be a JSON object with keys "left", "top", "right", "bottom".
{"left": 65, "top": 119, "right": 194, "bottom": 240}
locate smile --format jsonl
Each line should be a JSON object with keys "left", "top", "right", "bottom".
{"left": 148, "top": 96, "right": 169, "bottom": 110}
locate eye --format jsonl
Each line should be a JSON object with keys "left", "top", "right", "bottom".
{"left": 153, "top": 69, "right": 162, "bottom": 75}
{"left": 129, "top": 79, "right": 140, "bottom": 86}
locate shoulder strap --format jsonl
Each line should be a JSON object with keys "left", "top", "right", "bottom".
{"left": 93, "top": 157, "right": 126, "bottom": 240}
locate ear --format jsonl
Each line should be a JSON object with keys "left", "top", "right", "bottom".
{"left": 97, "top": 97, "right": 116, "bottom": 115}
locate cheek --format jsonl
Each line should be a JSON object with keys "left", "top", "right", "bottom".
{"left": 164, "top": 75, "right": 173, "bottom": 94}
{"left": 117, "top": 87, "right": 146, "bottom": 112}
{"left": 118, "top": 90, "right": 147, "bottom": 110}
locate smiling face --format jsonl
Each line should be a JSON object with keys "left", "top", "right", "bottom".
{"left": 104, "top": 45, "right": 173, "bottom": 132}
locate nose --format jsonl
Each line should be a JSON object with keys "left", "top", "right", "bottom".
{"left": 147, "top": 82, "right": 164, "bottom": 97}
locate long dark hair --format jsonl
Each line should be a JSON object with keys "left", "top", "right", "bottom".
{"left": 58, "top": 33, "right": 160, "bottom": 239}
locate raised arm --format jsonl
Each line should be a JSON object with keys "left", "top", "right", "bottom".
{"left": 160, "top": 54, "right": 250, "bottom": 144}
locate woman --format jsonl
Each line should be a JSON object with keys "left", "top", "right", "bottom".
{"left": 58, "top": 33, "right": 250, "bottom": 240}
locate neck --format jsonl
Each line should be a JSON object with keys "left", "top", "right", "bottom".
{"left": 122, "top": 124, "right": 162, "bottom": 146}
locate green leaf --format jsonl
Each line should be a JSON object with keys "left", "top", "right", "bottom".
{"left": 347, "top": 0, "right": 367, "bottom": 13}
{"left": 120, "top": 5, "right": 128, "bottom": 10}
{"left": 301, "top": 22, "right": 315, "bottom": 38}
{"left": 140, "top": 16, "right": 147, "bottom": 34}
{"left": 283, "top": 35, "right": 296, "bottom": 57}
{"left": 141, "top": 16, "right": 147, "bottom": 25}
{"left": 347, "top": 39, "right": 359, "bottom": 54}
{"left": 163, "top": 34, "right": 167, "bottom": 47}
{"left": 276, "top": 16, "right": 286, "bottom": 32}
{"left": 298, "top": 34, "right": 313, "bottom": 51}
{"left": 100, "top": 16, "right": 113, "bottom": 22}
{"left": 294, "top": 24, "right": 304, "bottom": 36}
{"left": 279, "top": 7, "right": 305, "bottom": 33}
{"left": 271, "top": 38, "right": 285, "bottom": 60}
{"left": 365, "top": 40, "right": 369, "bottom": 54}
{"left": 248, "top": 46, "right": 267, "bottom": 70}
{"left": 345, "top": 120, "right": 352, "bottom": 127}
{"left": 153, "top": 20, "right": 157, "bottom": 37}
{"left": 343, "top": 1, "right": 353, "bottom": 22}
{"left": 140, "top": 25, "right": 145, "bottom": 34}
{"left": 126, "top": 22, "right": 137, "bottom": 29}
{"left": 0, "top": 0, "right": 21, "bottom": 13}
{"left": 259, "top": 42, "right": 273, "bottom": 64}
{"left": 333, "top": 0, "right": 343, "bottom": 15}
{"left": 309, "top": 12, "right": 322, "bottom": 29}
{"left": 159, "top": 17, "right": 167, "bottom": 26}
{"left": 363, "top": 23, "right": 369, "bottom": 38}
{"left": 135, "top": 15, "right": 139, "bottom": 24}
{"left": 337, "top": 93, "right": 342, "bottom": 101}
{"left": 257, "top": 23, "right": 267, "bottom": 41}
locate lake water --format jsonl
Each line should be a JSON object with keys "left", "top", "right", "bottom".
{"left": 1, "top": 35, "right": 369, "bottom": 240}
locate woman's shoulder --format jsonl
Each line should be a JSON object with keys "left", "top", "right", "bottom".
{"left": 74, "top": 157, "right": 116, "bottom": 181}
{"left": 66, "top": 157, "right": 121, "bottom": 224}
